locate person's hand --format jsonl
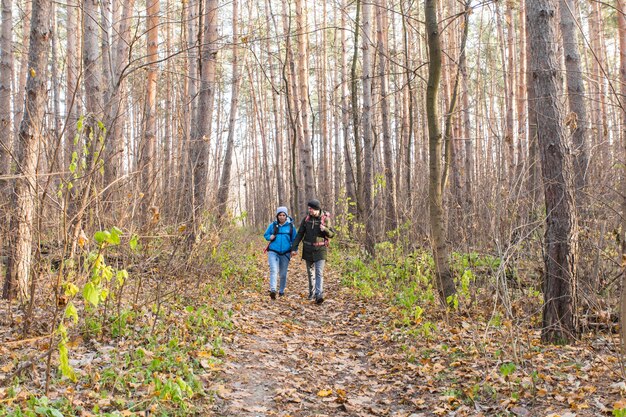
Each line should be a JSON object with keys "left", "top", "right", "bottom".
{"left": 270, "top": 234, "right": 276, "bottom": 241}
{"left": 319, "top": 224, "right": 326, "bottom": 232}
{"left": 291, "top": 251, "right": 297, "bottom": 257}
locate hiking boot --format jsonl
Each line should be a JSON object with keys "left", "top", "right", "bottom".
{"left": 315, "top": 296, "right": 324, "bottom": 304}
{"left": 269, "top": 291, "right": 277, "bottom": 299}
{"left": 307, "top": 292, "right": 314, "bottom": 300}
{"left": 279, "top": 292, "right": 285, "bottom": 297}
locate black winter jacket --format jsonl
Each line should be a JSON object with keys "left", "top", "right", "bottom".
{"left": 291, "top": 212, "right": 336, "bottom": 262}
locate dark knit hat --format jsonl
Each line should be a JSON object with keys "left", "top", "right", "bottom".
{"left": 307, "top": 199, "right": 321, "bottom": 210}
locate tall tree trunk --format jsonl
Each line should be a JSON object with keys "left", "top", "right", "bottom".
{"left": 528, "top": 0, "right": 579, "bottom": 345}
{"left": 179, "top": 0, "right": 196, "bottom": 220}
{"left": 280, "top": 0, "right": 301, "bottom": 213}
{"left": 295, "top": 0, "right": 315, "bottom": 200}
{"left": 0, "top": 0, "right": 13, "bottom": 295}
{"left": 351, "top": 0, "right": 363, "bottom": 214}
{"left": 426, "top": 0, "right": 456, "bottom": 303}
{"left": 526, "top": 1, "right": 540, "bottom": 212}
{"left": 140, "top": 0, "right": 160, "bottom": 223}
{"left": 68, "top": 0, "right": 106, "bottom": 258}
{"left": 361, "top": 0, "right": 374, "bottom": 254}
{"left": 559, "top": 0, "right": 589, "bottom": 209}
{"left": 496, "top": 1, "right": 515, "bottom": 182}
{"left": 516, "top": 0, "right": 527, "bottom": 181}
{"left": 341, "top": 0, "right": 357, "bottom": 213}
{"left": 617, "top": 0, "right": 626, "bottom": 358}
{"left": 441, "top": 2, "right": 469, "bottom": 197}
{"left": 191, "top": 0, "right": 218, "bottom": 227}
{"left": 280, "top": 0, "right": 302, "bottom": 214}
{"left": 100, "top": 0, "right": 112, "bottom": 103}
{"left": 162, "top": 0, "right": 172, "bottom": 212}
{"left": 104, "top": 0, "right": 135, "bottom": 195}
{"left": 318, "top": 0, "right": 330, "bottom": 205}
{"left": 376, "top": 0, "right": 397, "bottom": 232}
{"left": 216, "top": 0, "right": 240, "bottom": 217}
{"left": 65, "top": 0, "right": 80, "bottom": 177}
{"left": 401, "top": 1, "right": 414, "bottom": 210}
{"left": 0, "top": 0, "right": 13, "bottom": 181}
{"left": 50, "top": 4, "right": 62, "bottom": 172}
{"left": 265, "top": 0, "right": 284, "bottom": 205}
{"left": 4, "top": 0, "right": 51, "bottom": 301}
{"left": 14, "top": 0, "right": 31, "bottom": 132}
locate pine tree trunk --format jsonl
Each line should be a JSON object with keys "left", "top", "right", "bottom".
{"left": 527, "top": 0, "right": 579, "bottom": 344}
{"left": 216, "top": 0, "right": 240, "bottom": 217}
{"left": 376, "top": 0, "right": 397, "bottom": 232}
{"left": 14, "top": 0, "right": 31, "bottom": 133}
{"left": 140, "top": 0, "right": 160, "bottom": 223}
{"left": 559, "top": 0, "right": 589, "bottom": 208}
{"left": 5, "top": 0, "right": 51, "bottom": 301}
{"left": 264, "top": 0, "right": 284, "bottom": 205}
{"left": 191, "top": 0, "right": 218, "bottom": 226}
{"left": 295, "top": 0, "right": 315, "bottom": 201}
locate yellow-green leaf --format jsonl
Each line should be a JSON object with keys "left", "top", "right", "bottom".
{"left": 83, "top": 282, "right": 100, "bottom": 306}
{"left": 64, "top": 302, "right": 78, "bottom": 324}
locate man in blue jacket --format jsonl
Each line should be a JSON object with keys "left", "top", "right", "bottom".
{"left": 264, "top": 206, "right": 297, "bottom": 299}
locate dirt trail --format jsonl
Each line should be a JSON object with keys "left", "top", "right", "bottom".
{"left": 211, "top": 261, "right": 424, "bottom": 417}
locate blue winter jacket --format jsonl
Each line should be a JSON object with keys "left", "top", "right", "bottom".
{"left": 264, "top": 218, "right": 297, "bottom": 256}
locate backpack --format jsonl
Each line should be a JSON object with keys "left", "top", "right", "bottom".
{"left": 305, "top": 211, "right": 331, "bottom": 247}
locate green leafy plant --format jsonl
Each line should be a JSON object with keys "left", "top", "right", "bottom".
{"left": 613, "top": 408, "right": 626, "bottom": 417}
{"left": 57, "top": 226, "right": 131, "bottom": 381}
{"left": 154, "top": 375, "right": 194, "bottom": 406}
{"left": 500, "top": 362, "right": 516, "bottom": 378}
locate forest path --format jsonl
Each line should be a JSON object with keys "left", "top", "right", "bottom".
{"left": 210, "top": 260, "right": 424, "bottom": 417}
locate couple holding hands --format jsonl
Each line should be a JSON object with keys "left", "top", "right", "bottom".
{"left": 263, "top": 199, "right": 335, "bottom": 304}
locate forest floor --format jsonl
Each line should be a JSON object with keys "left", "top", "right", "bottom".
{"left": 0, "top": 238, "right": 625, "bottom": 417}
{"left": 208, "top": 260, "right": 625, "bottom": 417}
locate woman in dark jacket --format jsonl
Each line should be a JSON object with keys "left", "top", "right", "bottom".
{"left": 291, "top": 199, "right": 335, "bottom": 304}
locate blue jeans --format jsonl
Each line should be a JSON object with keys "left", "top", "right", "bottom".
{"left": 268, "top": 252, "right": 290, "bottom": 293}
{"left": 305, "top": 259, "right": 325, "bottom": 298}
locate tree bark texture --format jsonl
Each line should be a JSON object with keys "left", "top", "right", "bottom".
{"left": 140, "top": 0, "right": 160, "bottom": 222}
{"left": 617, "top": 0, "right": 626, "bottom": 356}
{"left": 527, "top": 0, "right": 579, "bottom": 344}
{"left": 376, "top": 0, "right": 397, "bottom": 233}
{"left": 0, "top": 0, "right": 12, "bottom": 181}
{"left": 216, "top": 0, "right": 241, "bottom": 216}
{"left": 191, "top": 0, "right": 218, "bottom": 225}
{"left": 5, "top": 0, "right": 51, "bottom": 301}
{"left": 425, "top": 0, "right": 456, "bottom": 303}
{"left": 559, "top": 0, "right": 589, "bottom": 207}
{"left": 361, "top": 0, "right": 374, "bottom": 254}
